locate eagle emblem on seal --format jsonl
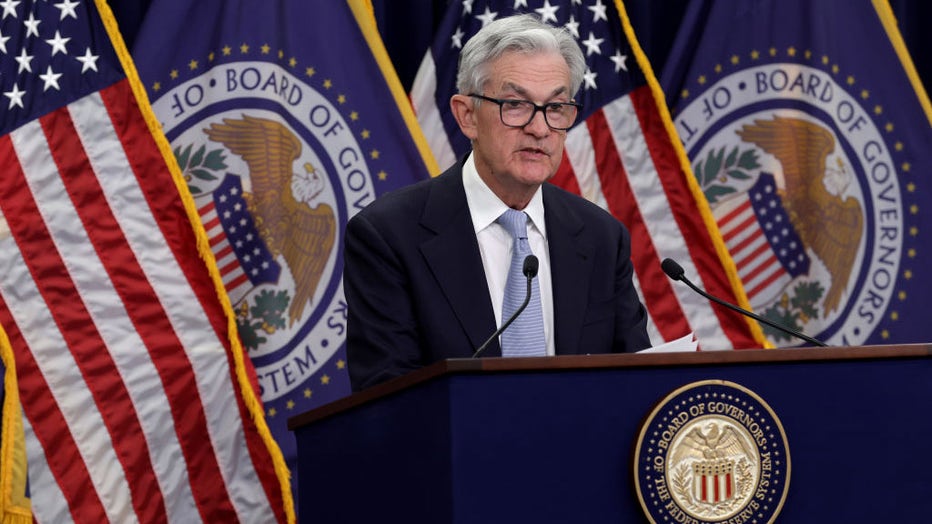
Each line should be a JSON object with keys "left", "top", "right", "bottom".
{"left": 736, "top": 116, "right": 864, "bottom": 315}
{"left": 205, "top": 115, "right": 336, "bottom": 326}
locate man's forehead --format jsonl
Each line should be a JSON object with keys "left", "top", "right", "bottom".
{"left": 486, "top": 52, "right": 571, "bottom": 96}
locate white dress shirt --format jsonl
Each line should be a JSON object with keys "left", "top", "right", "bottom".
{"left": 462, "top": 153, "right": 555, "bottom": 356}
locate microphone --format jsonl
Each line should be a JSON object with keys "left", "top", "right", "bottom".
{"left": 660, "top": 258, "right": 827, "bottom": 347}
{"left": 473, "top": 255, "right": 539, "bottom": 358}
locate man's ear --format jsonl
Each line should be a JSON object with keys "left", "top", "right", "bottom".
{"left": 450, "top": 94, "right": 478, "bottom": 140}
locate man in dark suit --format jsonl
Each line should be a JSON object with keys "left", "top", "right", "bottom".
{"left": 345, "top": 14, "right": 651, "bottom": 391}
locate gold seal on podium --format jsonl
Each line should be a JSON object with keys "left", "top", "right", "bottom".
{"left": 634, "top": 380, "right": 790, "bottom": 524}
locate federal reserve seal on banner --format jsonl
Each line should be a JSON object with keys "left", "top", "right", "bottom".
{"left": 149, "top": 56, "right": 379, "bottom": 403}
{"left": 634, "top": 380, "right": 790, "bottom": 524}
{"left": 674, "top": 56, "right": 918, "bottom": 346}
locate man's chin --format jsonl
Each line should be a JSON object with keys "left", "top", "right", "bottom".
{"left": 520, "top": 167, "right": 558, "bottom": 186}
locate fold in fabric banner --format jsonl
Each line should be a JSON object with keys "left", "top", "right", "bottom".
{"left": 661, "top": 0, "right": 932, "bottom": 346}
{"left": 411, "top": 0, "right": 766, "bottom": 349}
{"left": 132, "top": 0, "right": 435, "bottom": 483}
{"left": 0, "top": 336, "right": 29, "bottom": 523}
{"left": 0, "top": 0, "right": 291, "bottom": 521}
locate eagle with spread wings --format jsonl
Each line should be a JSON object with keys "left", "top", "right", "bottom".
{"left": 671, "top": 422, "right": 756, "bottom": 465}
{"left": 736, "top": 116, "right": 863, "bottom": 315}
{"left": 205, "top": 115, "right": 336, "bottom": 326}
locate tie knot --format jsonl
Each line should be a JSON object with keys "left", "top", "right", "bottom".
{"left": 497, "top": 208, "right": 529, "bottom": 240}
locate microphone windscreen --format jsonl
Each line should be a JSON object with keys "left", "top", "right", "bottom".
{"left": 523, "top": 255, "right": 539, "bottom": 278}
{"left": 661, "top": 258, "right": 685, "bottom": 281}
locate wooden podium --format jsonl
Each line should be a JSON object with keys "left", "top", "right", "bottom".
{"left": 288, "top": 345, "right": 932, "bottom": 523}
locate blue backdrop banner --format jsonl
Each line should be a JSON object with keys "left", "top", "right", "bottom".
{"left": 661, "top": 0, "right": 932, "bottom": 347}
{"left": 131, "top": 0, "right": 434, "bottom": 489}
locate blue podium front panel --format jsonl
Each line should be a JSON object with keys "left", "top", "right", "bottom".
{"left": 292, "top": 350, "right": 932, "bottom": 523}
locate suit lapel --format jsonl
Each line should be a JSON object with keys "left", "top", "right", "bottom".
{"left": 419, "top": 166, "right": 500, "bottom": 356}
{"left": 544, "top": 185, "right": 594, "bottom": 355}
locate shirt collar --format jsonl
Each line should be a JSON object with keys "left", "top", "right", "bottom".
{"left": 462, "top": 153, "right": 547, "bottom": 236}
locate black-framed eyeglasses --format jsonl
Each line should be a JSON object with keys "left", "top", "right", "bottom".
{"left": 469, "top": 94, "right": 582, "bottom": 131}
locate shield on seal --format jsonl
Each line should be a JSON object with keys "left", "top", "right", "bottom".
{"left": 692, "top": 459, "right": 737, "bottom": 503}
{"left": 714, "top": 172, "right": 810, "bottom": 307}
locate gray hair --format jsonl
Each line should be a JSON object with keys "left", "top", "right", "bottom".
{"left": 456, "top": 13, "right": 586, "bottom": 98}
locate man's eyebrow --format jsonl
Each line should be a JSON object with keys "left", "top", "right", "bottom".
{"left": 502, "top": 82, "right": 569, "bottom": 99}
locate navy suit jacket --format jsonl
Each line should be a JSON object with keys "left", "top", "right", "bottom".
{"left": 344, "top": 159, "right": 650, "bottom": 390}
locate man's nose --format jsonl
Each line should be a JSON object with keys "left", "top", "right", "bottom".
{"left": 523, "top": 108, "right": 551, "bottom": 136}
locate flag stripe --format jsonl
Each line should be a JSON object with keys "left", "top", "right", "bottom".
{"left": 410, "top": 51, "right": 457, "bottom": 170}
{"left": 0, "top": 132, "right": 131, "bottom": 522}
{"left": 196, "top": 198, "right": 253, "bottom": 303}
{"left": 67, "top": 88, "right": 243, "bottom": 521}
{"left": 0, "top": 293, "right": 107, "bottom": 523}
{"left": 729, "top": 225, "right": 764, "bottom": 255}
{"left": 746, "top": 260, "right": 784, "bottom": 297}
{"left": 98, "top": 81, "right": 284, "bottom": 522}
{"left": 0, "top": 1, "right": 289, "bottom": 521}
{"left": 735, "top": 240, "right": 771, "bottom": 271}
{"left": 558, "top": 125, "right": 669, "bottom": 342}
{"left": 562, "top": 125, "right": 609, "bottom": 208}
{"left": 742, "top": 252, "right": 780, "bottom": 283}
{"left": 718, "top": 200, "right": 753, "bottom": 233}
{"left": 41, "top": 105, "right": 178, "bottom": 522}
{"left": 602, "top": 92, "right": 729, "bottom": 346}
{"left": 586, "top": 108, "right": 691, "bottom": 341}
{"left": 627, "top": 86, "right": 749, "bottom": 347}
{"left": 6, "top": 119, "right": 169, "bottom": 522}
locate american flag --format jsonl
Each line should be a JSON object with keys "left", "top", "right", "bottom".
{"left": 411, "top": 0, "right": 766, "bottom": 349}
{"left": 0, "top": 1, "right": 290, "bottom": 522}
{"left": 715, "top": 173, "right": 810, "bottom": 305}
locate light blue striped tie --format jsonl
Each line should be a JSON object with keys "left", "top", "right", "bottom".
{"left": 497, "top": 209, "right": 546, "bottom": 357}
